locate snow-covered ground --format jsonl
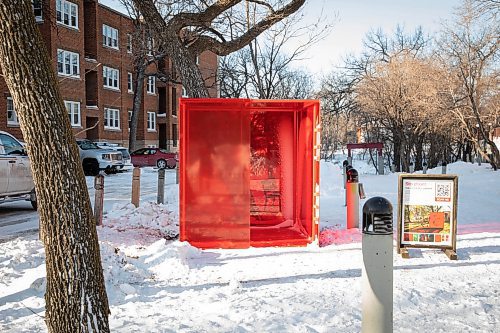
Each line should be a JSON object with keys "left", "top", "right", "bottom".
{"left": 1, "top": 159, "right": 499, "bottom": 332}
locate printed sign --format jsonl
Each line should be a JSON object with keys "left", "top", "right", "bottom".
{"left": 397, "top": 174, "right": 458, "bottom": 254}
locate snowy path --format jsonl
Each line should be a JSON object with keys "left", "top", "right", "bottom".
{"left": 0, "top": 161, "right": 499, "bottom": 332}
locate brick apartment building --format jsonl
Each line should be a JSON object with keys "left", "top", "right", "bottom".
{"left": 0, "top": 0, "right": 218, "bottom": 151}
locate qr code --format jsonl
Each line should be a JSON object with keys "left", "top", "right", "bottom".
{"left": 436, "top": 183, "right": 451, "bottom": 201}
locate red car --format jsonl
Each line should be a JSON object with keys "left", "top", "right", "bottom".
{"left": 130, "top": 148, "right": 178, "bottom": 169}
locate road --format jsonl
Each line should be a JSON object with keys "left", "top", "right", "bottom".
{"left": 0, "top": 201, "right": 39, "bottom": 243}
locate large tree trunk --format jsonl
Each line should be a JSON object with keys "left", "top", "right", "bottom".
{"left": 129, "top": 61, "right": 146, "bottom": 152}
{"left": 0, "top": 2, "right": 110, "bottom": 332}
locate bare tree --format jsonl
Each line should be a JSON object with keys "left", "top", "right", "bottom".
{"left": 438, "top": 0, "right": 500, "bottom": 169}
{"left": 218, "top": 3, "right": 332, "bottom": 99}
{"left": 0, "top": 1, "right": 109, "bottom": 332}
{"left": 131, "top": 0, "right": 307, "bottom": 98}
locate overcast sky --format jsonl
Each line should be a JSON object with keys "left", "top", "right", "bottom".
{"left": 100, "top": 0, "right": 460, "bottom": 76}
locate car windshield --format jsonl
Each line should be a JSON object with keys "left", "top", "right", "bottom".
{"left": 118, "top": 148, "right": 130, "bottom": 158}
{"left": 77, "top": 141, "right": 100, "bottom": 150}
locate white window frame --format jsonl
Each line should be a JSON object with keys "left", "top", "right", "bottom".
{"left": 147, "top": 112, "right": 156, "bottom": 132}
{"left": 146, "top": 76, "right": 155, "bottom": 95}
{"left": 103, "top": 66, "right": 119, "bottom": 90}
{"left": 64, "top": 101, "right": 81, "bottom": 127}
{"left": 128, "top": 110, "right": 133, "bottom": 130}
{"left": 127, "top": 72, "right": 133, "bottom": 93}
{"left": 57, "top": 49, "right": 80, "bottom": 77}
{"left": 103, "top": 24, "right": 119, "bottom": 49}
{"left": 56, "top": 0, "right": 78, "bottom": 29}
{"left": 6, "top": 97, "right": 19, "bottom": 126}
{"left": 181, "top": 86, "right": 188, "bottom": 98}
{"left": 104, "top": 108, "right": 120, "bottom": 130}
{"left": 33, "top": 0, "right": 43, "bottom": 22}
{"left": 126, "top": 34, "right": 132, "bottom": 53}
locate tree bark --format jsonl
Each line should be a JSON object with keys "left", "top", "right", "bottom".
{"left": 129, "top": 61, "right": 146, "bottom": 152}
{"left": 0, "top": 2, "right": 110, "bottom": 332}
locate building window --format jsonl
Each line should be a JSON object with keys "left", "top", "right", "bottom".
{"left": 147, "top": 112, "right": 156, "bottom": 131}
{"left": 147, "top": 37, "right": 154, "bottom": 56}
{"left": 103, "top": 66, "right": 119, "bottom": 90}
{"left": 181, "top": 86, "right": 188, "bottom": 98}
{"left": 6, "top": 97, "right": 19, "bottom": 126}
{"left": 127, "top": 72, "right": 133, "bottom": 92}
{"left": 104, "top": 108, "right": 120, "bottom": 129}
{"left": 56, "top": 0, "right": 78, "bottom": 29}
{"left": 172, "top": 87, "right": 177, "bottom": 116}
{"left": 126, "top": 34, "right": 132, "bottom": 53}
{"left": 33, "top": 0, "right": 43, "bottom": 21}
{"left": 128, "top": 110, "right": 132, "bottom": 130}
{"left": 57, "top": 49, "right": 79, "bottom": 77}
{"left": 102, "top": 24, "right": 119, "bottom": 49}
{"left": 64, "top": 101, "right": 80, "bottom": 127}
{"left": 147, "top": 76, "right": 155, "bottom": 94}
{"left": 172, "top": 124, "right": 178, "bottom": 147}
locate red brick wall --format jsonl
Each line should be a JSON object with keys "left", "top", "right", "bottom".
{"left": 0, "top": 0, "right": 218, "bottom": 149}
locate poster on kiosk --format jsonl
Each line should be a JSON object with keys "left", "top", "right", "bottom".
{"left": 397, "top": 174, "right": 458, "bottom": 260}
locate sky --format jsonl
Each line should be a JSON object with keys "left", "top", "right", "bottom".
{"left": 292, "top": 0, "right": 460, "bottom": 75}
{"left": 100, "top": 0, "right": 460, "bottom": 76}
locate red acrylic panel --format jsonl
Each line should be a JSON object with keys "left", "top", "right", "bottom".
{"left": 180, "top": 99, "right": 320, "bottom": 249}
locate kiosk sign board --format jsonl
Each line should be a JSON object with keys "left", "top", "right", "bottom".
{"left": 397, "top": 174, "right": 458, "bottom": 259}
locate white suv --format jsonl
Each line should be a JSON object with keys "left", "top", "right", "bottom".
{"left": 0, "top": 131, "right": 37, "bottom": 209}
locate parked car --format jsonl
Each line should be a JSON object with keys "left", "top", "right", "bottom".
{"left": 0, "top": 131, "right": 37, "bottom": 209}
{"left": 130, "top": 148, "right": 178, "bottom": 169}
{"left": 94, "top": 142, "right": 133, "bottom": 171}
{"left": 76, "top": 139, "right": 124, "bottom": 176}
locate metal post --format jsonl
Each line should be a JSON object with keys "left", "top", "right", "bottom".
{"left": 423, "top": 162, "right": 428, "bottom": 174}
{"left": 441, "top": 162, "right": 447, "bottom": 175}
{"left": 347, "top": 155, "right": 353, "bottom": 166}
{"left": 131, "top": 167, "right": 141, "bottom": 207}
{"left": 346, "top": 168, "right": 359, "bottom": 229}
{"left": 94, "top": 172, "right": 104, "bottom": 226}
{"left": 157, "top": 168, "right": 165, "bottom": 204}
{"left": 361, "top": 197, "right": 393, "bottom": 333}
{"left": 342, "top": 160, "right": 349, "bottom": 189}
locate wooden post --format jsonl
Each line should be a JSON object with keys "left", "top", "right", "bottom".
{"left": 176, "top": 160, "right": 179, "bottom": 184}
{"left": 157, "top": 168, "right": 165, "bottom": 204}
{"left": 131, "top": 167, "right": 141, "bottom": 207}
{"left": 94, "top": 172, "right": 104, "bottom": 226}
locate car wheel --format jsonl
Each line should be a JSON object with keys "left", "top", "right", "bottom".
{"left": 166, "top": 159, "right": 176, "bottom": 169}
{"left": 83, "top": 159, "right": 99, "bottom": 176}
{"left": 30, "top": 188, "right": 37, "bottom": 210}
{"left": 157, "top": 159, "right": 167, "bottom": 169}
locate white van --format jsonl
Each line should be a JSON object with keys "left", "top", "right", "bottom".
{"left": 0, "top": 131, "right": 37, "bottom": 209}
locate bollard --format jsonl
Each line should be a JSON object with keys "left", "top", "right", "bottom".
{"left": 345, "top": 165, "right": 353, "bottom": 206}
{"left": 477, "top": 154, "right": 482, "bottom": 166}
{"left": 441, "top": 161, "right": 447, "bottom": 174}
{"left": 377, "top": 155, "right": 384, "bottom": 175}
{"left": 343, "top": 160, "right": 349, "bottom": 189}
{"left": 346, "top": 168, "right": 359, "bottom": 229}
{"left": 94, "top": 172, "right": 105, "bottom": 226}
{"left": 131, "top": 167, "right": 141, "bottom": 207}
{"left": 361, "top": 197, "right": 393, "bottom": 333}
{"left": 423, "top": 162, "right": 428, "bottom": 174}
{"left": 409, "top": 162, "right": 414, "bottom": 173}
{"left": 157, "top": 168, "right": 165, "bottom": 204}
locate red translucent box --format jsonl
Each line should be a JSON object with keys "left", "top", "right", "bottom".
{"left": 179, "top": 99, "right": 320, "bottom": 249}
